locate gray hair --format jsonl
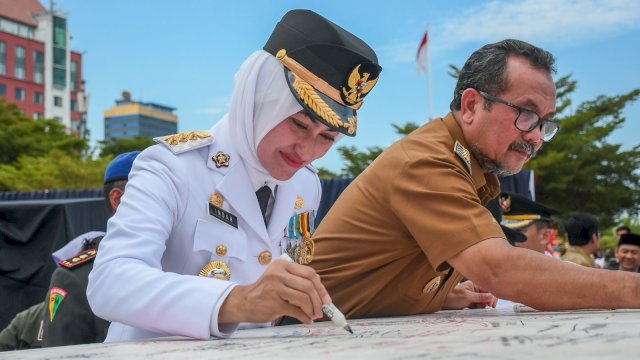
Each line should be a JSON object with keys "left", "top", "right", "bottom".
{"left": 450, "top": 39, "right": 556, "bottom": 111}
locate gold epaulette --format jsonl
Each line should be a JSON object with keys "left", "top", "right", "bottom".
{"left": 154, "top": 130, "right": 213, "bottom": 154}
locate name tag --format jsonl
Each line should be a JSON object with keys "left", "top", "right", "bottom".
{"left": 208, "top": 203, "right": 238, "bottom": 228}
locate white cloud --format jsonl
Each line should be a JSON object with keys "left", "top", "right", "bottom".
{"left": 196, "top": 96, "right": 229, "bottom": 115}
{"left": 377, "top": 0, "right": 640, "bottom": 64}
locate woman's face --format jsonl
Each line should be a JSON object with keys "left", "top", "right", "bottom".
{"left": 257, "top": 111, "right": 338, "bottom": 180}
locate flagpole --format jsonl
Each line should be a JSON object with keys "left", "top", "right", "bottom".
{"left": 426, "top": 25, "right": 432, "bottom": 120}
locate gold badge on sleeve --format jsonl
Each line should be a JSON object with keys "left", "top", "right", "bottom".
{"left": 213, "top": 151, "right": 231, "bottom": 168}
{"left": 199, "top": 261, "right": 231, "bottom": 281}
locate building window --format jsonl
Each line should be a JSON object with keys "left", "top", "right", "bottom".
{"left": 34, "top": 112, "right": 42, "bottom": 119}
{"left": 34, "top": 51, "right": 44, "bottom": 84}
{"left": 54, "top": 96, "right": 63, "bottom": 107}
{"left": 0, "top": 83, "right": 6, "bottom": 97}
{"left": 15, "top": 46, "right": 26, "bottom": 80}
{"left": 0, "top": 42, "right": 5, "bottom": 75}
{"left": 15, "top": 87, "right": 25, "bottom": 101}
{"left": 71, "top": 99, "right": 77, "bottom": 111}
{"left": 70, "top": 61, "right": 78, "bottom": 92}
{"left": 34, "top": 92, "right": 43, "bottom": 104}
{"left": 52, "top": 16, "right": 67, "bottom": 88}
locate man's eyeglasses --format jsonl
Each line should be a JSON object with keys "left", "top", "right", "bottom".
{"left": 477, "top": 90, "right": 559, "bottom": 141}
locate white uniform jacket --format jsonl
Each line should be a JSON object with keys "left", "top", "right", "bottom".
{"left": 87, "top": 121, "right": 322, "bottom": 341}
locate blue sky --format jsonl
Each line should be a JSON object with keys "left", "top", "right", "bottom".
{"left": 52, "top": 0, "right": 640, "bottom": 173}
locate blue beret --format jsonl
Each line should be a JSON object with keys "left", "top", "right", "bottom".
{"left": 104, "top": 151, "right": 141, "bottom": 184}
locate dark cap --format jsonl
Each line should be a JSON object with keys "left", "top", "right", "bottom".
{"left": 264, "top": 9, "right": 382, "bottom": 137}
{"left": 104, "top": 151, "right": 140, "bottom": 184}
{"left": 564, "top": 212, "right": 599, "bottom": 246}
{"left": 619, "top": 233, "right": 640, "bottom": 248}
{"left": 499, "top": 192, "right": 558, "bottom": 229}
{"left": 486, "top": 198, "right": 527, "bottom": 245}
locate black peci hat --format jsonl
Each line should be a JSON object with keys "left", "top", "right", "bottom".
{"left": 264, "top": 9, "right": 382, "bottom": 136}
{"left": 499, "top": 192, "right": 558, "bottom": 229}
{"left": 618, "top": 233, "right": 640, "bottom": 248}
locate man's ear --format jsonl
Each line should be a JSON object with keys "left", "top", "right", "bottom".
{"left": 460, "top": 89, "right": 481, "bottom": 125}
{"left": 109, "top": 187, "right": 124, "bottom": 213}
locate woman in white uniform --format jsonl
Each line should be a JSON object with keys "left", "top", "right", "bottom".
{"left": 87, "top": 9, "right": 381, "bottom": 341}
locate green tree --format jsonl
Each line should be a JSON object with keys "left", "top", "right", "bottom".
{"left": 529, "top": 86, "right": 640, "bottom": 227}
{"left": 0, "top": 150, "right": 111, "bottom": 191}
{"left": 0, "top": 100, "right": 88, "bottom": 164}
{"left": 99, "top": 136, "right": 155, "bottom": 158}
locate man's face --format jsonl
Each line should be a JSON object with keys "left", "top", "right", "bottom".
{"left": 466, "top": 56, "right": 557, "bottom": 176}
{"left": 517, "top": 221, "right": 553, "bottom": 254}
{"left": 615, "top": 244, "right": 640, "bottom": 271}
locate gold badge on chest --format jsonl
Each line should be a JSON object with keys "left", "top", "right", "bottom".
{"left": 213, "top": 151, "right": 230, "bottom": 168}
{"left": 281, "top": 210, "right": 315, "bottom": 264}
{"left": 199, "top": 261, "right": 231, "bottom": 281}
{"left": 294, "top": 196, "right": 304, "bottom": 210}
{"left": 210, "top": 192, "right": 224, "bottom": 208}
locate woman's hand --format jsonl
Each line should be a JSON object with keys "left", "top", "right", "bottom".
{"left": 442, "top": 280, "right": 497, "bottom": 310}
{"left": 218, "top": 259, "right": 330, "bottom": 325}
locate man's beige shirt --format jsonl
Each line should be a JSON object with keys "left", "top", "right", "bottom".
{"left": 312, "top": 113, "right": 504, "bottom": 319}
{"left": 561, "top": 246, "right": 596, "bottom": 268}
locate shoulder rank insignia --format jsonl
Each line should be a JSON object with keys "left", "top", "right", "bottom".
{"left": 154, "top": 130, "right": 213, "bottom": 155}
{"left": 213, "top": 151, "right": 230, "bottom": 168}
{"left": 453, "top": 140, "right": 472, "bottom": 175}
{"left": 49, "top": 287, "right": 67, "bottom": 322}
{"left": 58, "top": 249, "right": 97, "bottom": 269}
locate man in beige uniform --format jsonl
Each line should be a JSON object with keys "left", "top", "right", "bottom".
{"left": 561, "top": 213, "right": 600, "bottom": 267}
{"left": 311, "top": 39, "right": 640, "bottom": 318}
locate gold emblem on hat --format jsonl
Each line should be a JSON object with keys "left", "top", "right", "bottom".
{"left": 258, "top": 251, "right": 272, "bottom": 265}
{"left": 499, "top": 195, "right": 512, "bottom": 214}
{"left": 215, "top": 245, "right": 228, "bottom": 257}
{"left": 294, "top": 196, "right": 304, "bottom": 210}
{"left": 199, "top": 261, "right": 231, "bottom": 280}
{"left": 422, "top": 276, "right": 442, "bottom": 294}
{"left": 341, "top": 64, "right": 379, "bottom": 106}
{"left": 210, "top": 192, "right": 224, "bottom": 208}
{"left": 213, "top": 151, "right": 230, "bottom": 168}
{"left": 294, "top": 237, "right": 315, "bottom": 265}
{"left": 453, "top": 140, "right": 472, "bottom": 175}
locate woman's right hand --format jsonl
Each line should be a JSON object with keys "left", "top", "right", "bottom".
{"left": 218, "top": 259, "right": 331, "bottom": 325}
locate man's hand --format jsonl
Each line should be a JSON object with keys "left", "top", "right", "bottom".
{"left": 218, "top": 259, "right": 331, "bottom": 325}
{"left": 442, "top": 280, "right": 497, "bottom": 310}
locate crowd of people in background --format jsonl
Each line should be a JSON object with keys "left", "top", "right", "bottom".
{"left": 1, "top": 7, "right": 639, "bottom": 353}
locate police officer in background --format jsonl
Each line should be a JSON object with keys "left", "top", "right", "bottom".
{"left": 0, "top": 152, "right": 139, "bottom": 351}
{"left": 42, "top": 151, "right": 140, "bottom": 347}
{"left": 499, "top": 192, "right": 559, "bottom": 255}
{"left": 87, "top": 9, "right": 382, "bottom": 341}
{"left": 561, "top": 213, "right": 601, "bottom": 267}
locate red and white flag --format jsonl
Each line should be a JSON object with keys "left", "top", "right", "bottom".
{"left": 416, "top": 30, "right": 429, "bottom": 74}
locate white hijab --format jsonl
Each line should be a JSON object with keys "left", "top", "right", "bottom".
{"left": 213, "top": 50, "right": 303, "bottom": 191}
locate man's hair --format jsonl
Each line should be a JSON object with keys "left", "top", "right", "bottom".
{"left": 616, "top": 226, "right": 631, "bottom": 233}
{"left": 450, "top": 39, "right": 556, "bottom": 111}
{"left": 564, "top": 213, "right": 599, "bottom": 246}
{"left": 104, "top": 180, "right": 127, "bottom": 215}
